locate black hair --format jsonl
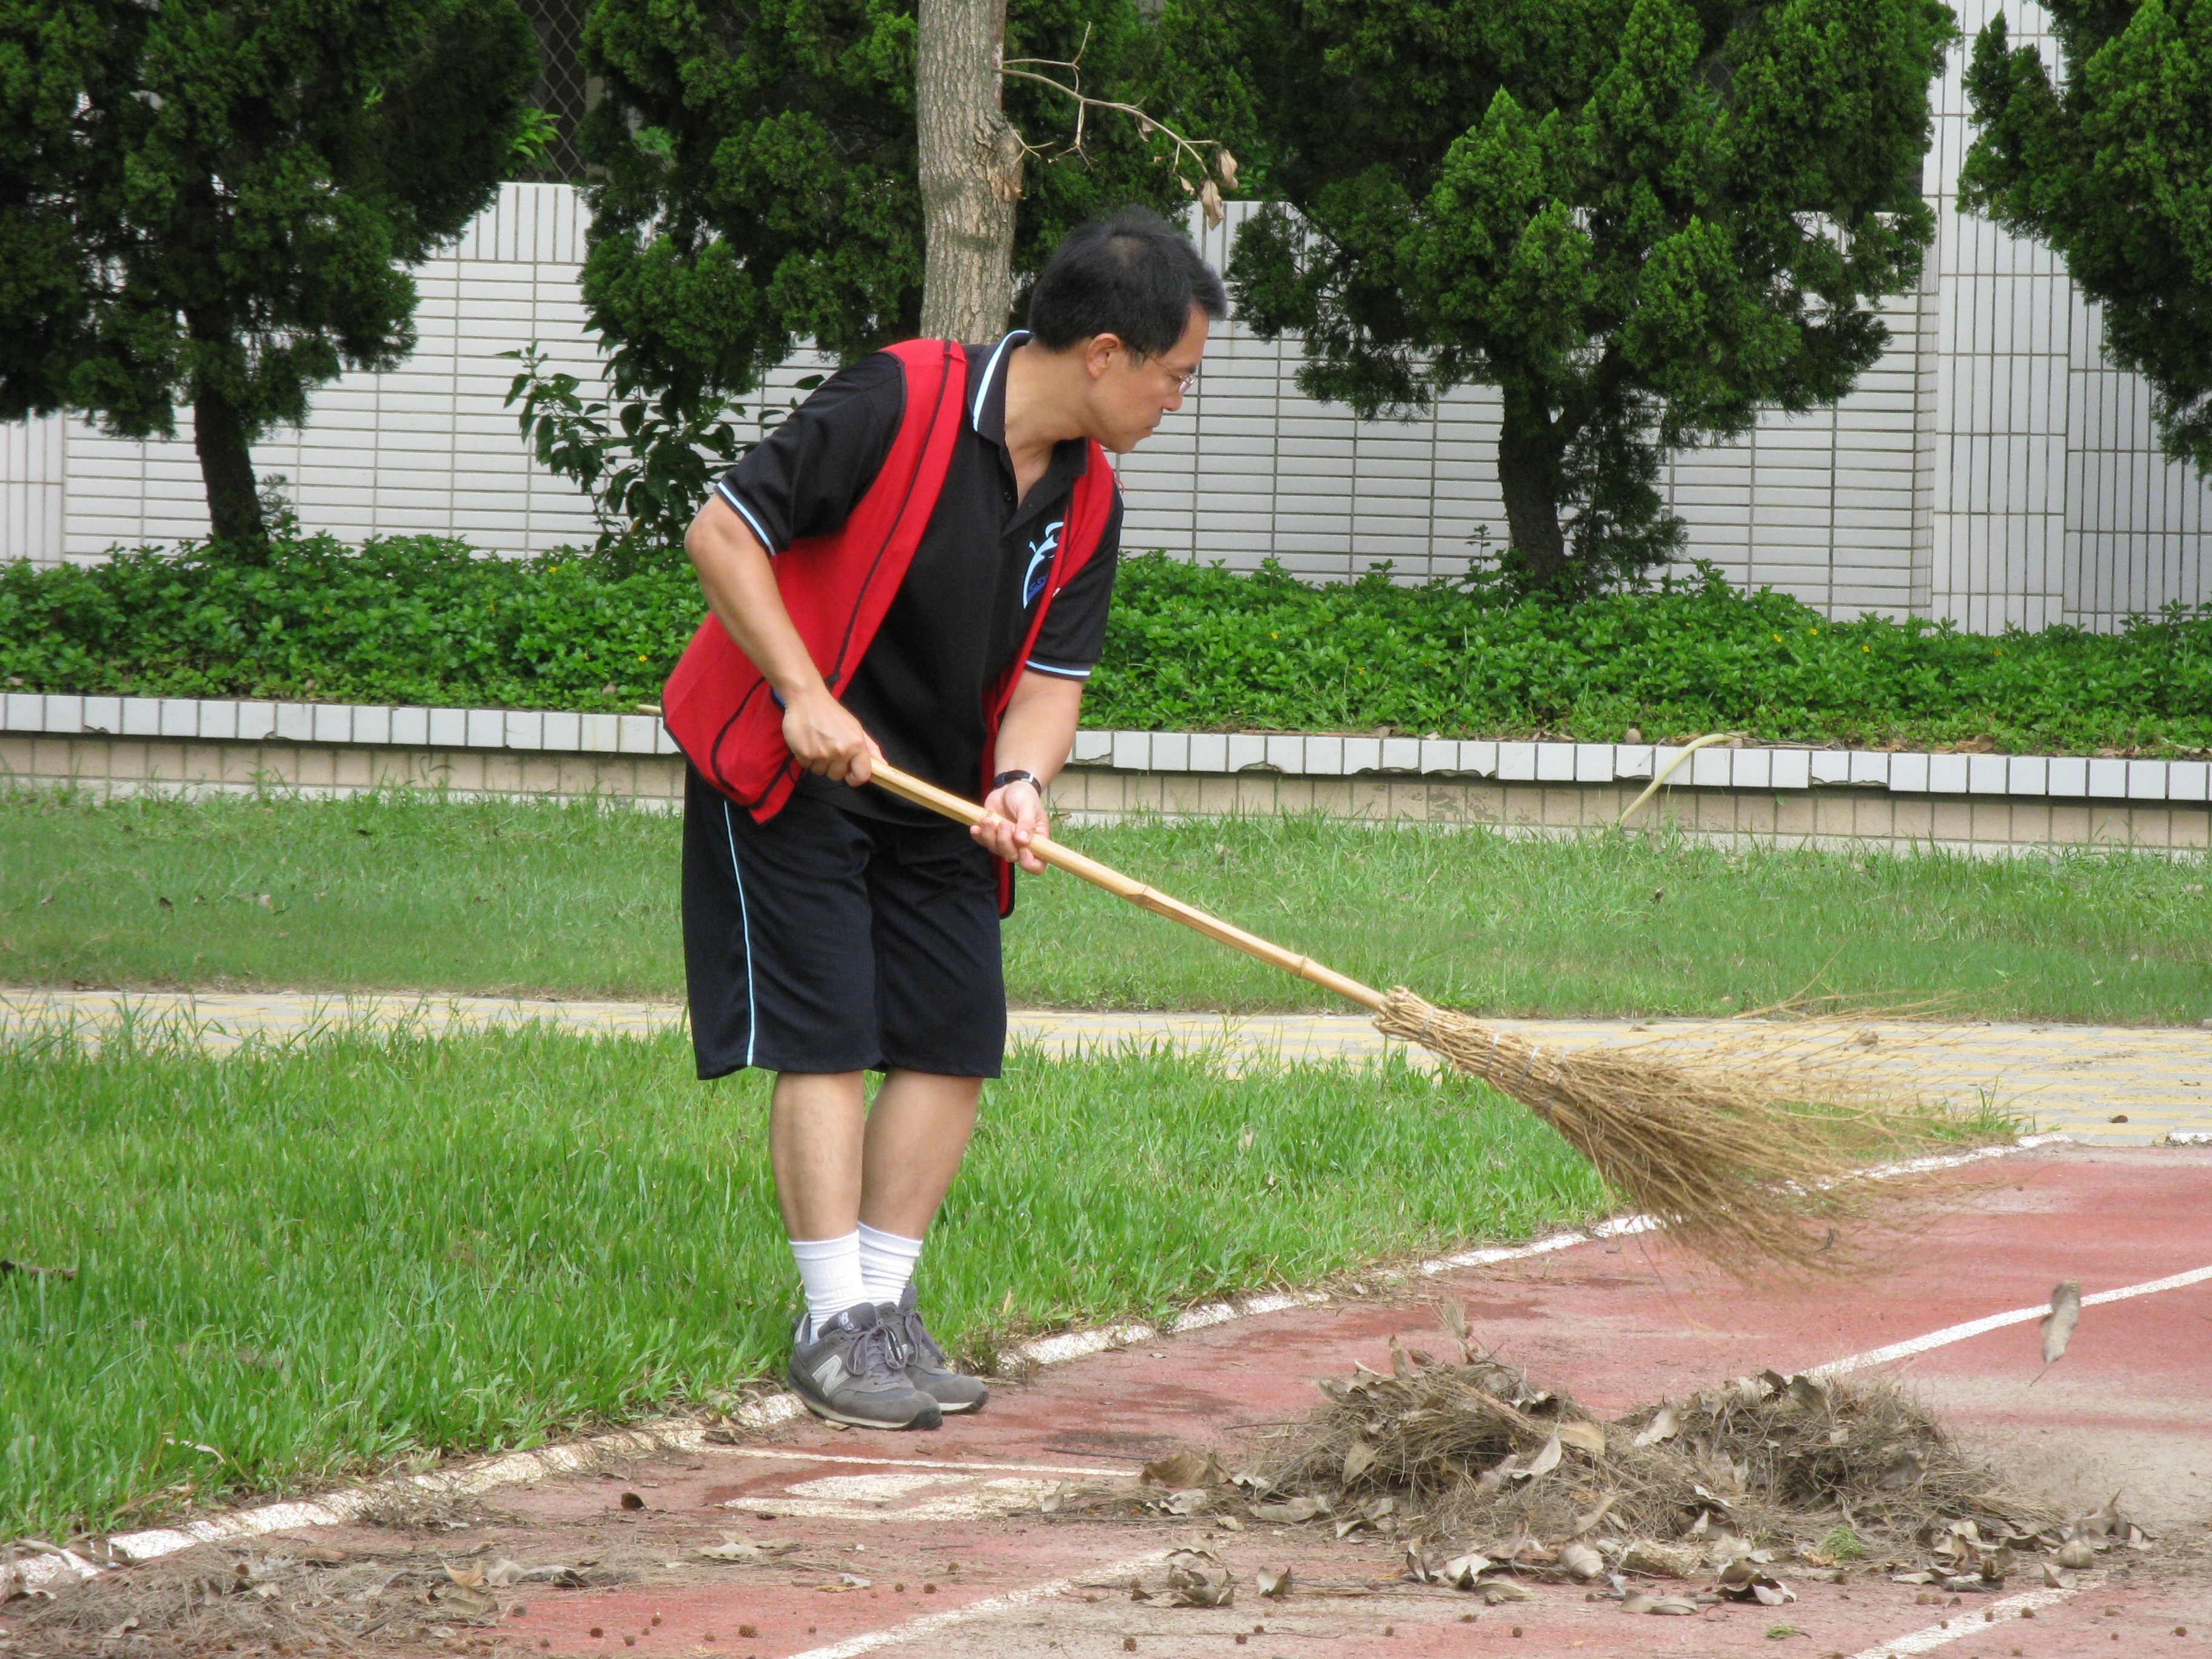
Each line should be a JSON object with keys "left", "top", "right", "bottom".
{"left": 1027, "top": 208, "right": 1228, "bottom": 357}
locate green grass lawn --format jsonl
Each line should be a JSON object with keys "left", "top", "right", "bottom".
{"left": 4, "top": 788, "right": 2208, "bottom": 1024}
{"left": 0, "top": 1020, "right": 1608, "bottom": 1543}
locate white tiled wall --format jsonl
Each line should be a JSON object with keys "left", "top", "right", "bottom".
{"left": 7, "top": 52, "right": 2211, "bottom": 634}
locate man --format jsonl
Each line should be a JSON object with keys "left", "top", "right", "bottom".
{"left": 677, "top": 209, "right": 1225, "bottom": 1430}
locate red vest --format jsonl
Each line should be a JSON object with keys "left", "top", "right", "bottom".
{"left": 663, "top": 340, "right": 1117, "bottom": 902}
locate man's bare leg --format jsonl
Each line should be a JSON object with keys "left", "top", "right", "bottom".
{"left": 859, "top": 1070, "right": 982, "bottom": 1238}
{"left": 770, "top": 1070, "right": 948, "bottom": 1428}
{"left": 769, "top": 1071, "right": 868, "bottom": 1240}
{"left": 766, "top": 1069, "right": 981, "bottom": 1240}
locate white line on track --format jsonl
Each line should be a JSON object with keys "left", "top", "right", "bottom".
{"left": 778, "top": 1553, "right": 1170, "bottom": 1659}
{"left": 1815, "top": 1260, "right": 2212, "bottom": 1376}
{"left": 3, "top": 1132, "right": 2082, "bottom": 1594}
{"left": 702, "top": 1448, "right": 1127, "bottom": 1480}
{"left": 1838, "top": 1584, "right": 2085, "bottom": 1657}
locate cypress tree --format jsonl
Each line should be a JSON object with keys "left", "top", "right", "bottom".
{"left": 1962, "top": 0, "right": 2212, "bottom": 474}
{"left": 1173, "top": 0, "right": 1955, "bottom": 596}
{"left": 0, "top": 0, "right": 539, "bottom": 555}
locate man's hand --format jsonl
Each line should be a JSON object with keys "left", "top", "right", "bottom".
{"left": 782, "top": 688, "right": 881, "bottom": 785}
{"left": 973, "top": 778, "right": 1048, "bottom": 873}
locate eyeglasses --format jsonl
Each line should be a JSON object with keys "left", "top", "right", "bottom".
{"left": 1121, "top": 346, "right": 1199, "bottom": 395}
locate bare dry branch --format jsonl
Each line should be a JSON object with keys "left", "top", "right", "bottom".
{"left": 1000, "top": 37, "right": 1236, "bottom": 227}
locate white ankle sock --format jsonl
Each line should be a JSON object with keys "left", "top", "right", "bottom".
{"left": 789, "top": 1232, "right": 867, "bottom": 1338}
{"left": 857, "top": 1222, "right": 924, "bottom": 1307}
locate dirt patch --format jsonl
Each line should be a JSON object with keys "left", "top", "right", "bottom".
{"left": 5, "top": 1529, "right": 653, "bottom": 1659}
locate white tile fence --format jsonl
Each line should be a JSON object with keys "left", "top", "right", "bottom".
{"left": 5, "top": 692, "right": 2207, "bottom": 811}
{"left": 5, "top": 0, "right": 2210, "bottom": 635}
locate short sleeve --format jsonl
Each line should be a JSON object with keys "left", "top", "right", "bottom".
{"left": 711, "top": 353, "right": 904, "bottom": 552}
{"left": 1024, "top": 493, "right": 1122, "bottom": 680}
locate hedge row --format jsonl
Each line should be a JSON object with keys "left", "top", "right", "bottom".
{"left": 4, "top": 535, "right": 2208, "bottom": 754}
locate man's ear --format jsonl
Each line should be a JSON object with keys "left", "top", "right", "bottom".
{"left": 1081, "top": 333, "right": 1123, "bottom": 380}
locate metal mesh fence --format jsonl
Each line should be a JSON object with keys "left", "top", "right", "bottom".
{"left": 515, "top": 0, "right": 594, "bottom": 183}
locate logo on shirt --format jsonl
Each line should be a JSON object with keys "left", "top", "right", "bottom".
{"left": 1024, "top": 521, "right": 1064, "bottom": 608}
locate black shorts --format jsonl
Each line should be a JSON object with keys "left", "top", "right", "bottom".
{"left": 681, "top": 766, "right": 1007, "bottom": 1081}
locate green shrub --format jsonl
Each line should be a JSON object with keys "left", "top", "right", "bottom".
{"left": 3, "top": 538, "right": 2208, "bottom": 754}
{"left": 0, "top": 535, "right": 695, "bottom": 713}
{"left": 1096, "top": 557, "right": 2212, "bottom": 754}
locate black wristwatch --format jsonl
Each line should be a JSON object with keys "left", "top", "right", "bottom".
{"left": 992, "top": 769, "right": 1044, "bottom": 796}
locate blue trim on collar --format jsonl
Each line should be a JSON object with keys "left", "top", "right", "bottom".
{"left": 973, "top": 330, "right": 1029, "bottom": 431}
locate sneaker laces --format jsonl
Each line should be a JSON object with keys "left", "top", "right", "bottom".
{"left": 899, "top": 1309, "right": 947, "bottom": 1369}
{"left": 846, "top": 1315, "right": 910, "bottom": 1383}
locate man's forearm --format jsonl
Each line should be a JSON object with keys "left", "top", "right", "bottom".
{"left": 683, "top": 495, "right": 880, "bottom": 782}
{"left": 992, "top": 672, "right": 1086, "bottom": 787}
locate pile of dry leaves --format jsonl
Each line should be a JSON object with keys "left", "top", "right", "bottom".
{"left": 1075, "top": 1301, "right": 2150, "bottom": 1617}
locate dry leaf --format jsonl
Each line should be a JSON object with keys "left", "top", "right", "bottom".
{"left": 1199, "top": 178, "right": 1225, "bottom": 230}
{"left": 1341, "top": 1438, "right": 1378, "bottom": 1484}
{"left": 1256, "top": 1566, "right": 1291, "bottom": 1599}
{"left": 1164, "top": 1549, "right": 1234, "bottom": 1608}
{"left": 1786, "top": 1374, "right": 1829, "bottom": 1412}
{"left": 1253, "top": 1495, "right": 1326, "bottom": 1523}
{"left": 1557, "top": 1542, "right": 1605, "bottom": 1581}
{"left": 1141, "top": 1450, "right": 1227, "bottom": 1489}
{"left": 2034, "top": 1281, "right": 2080, "bottom": 1384}
{"left": 1480, "top": 1579, "right": 1531, "bottom": 1605}
{"left": 1718, "top": 1558, "right": 1795, "bottom": 1605}
{"left": 1217, "top": 149, "right": 1239, "bottom": 190}
{"left": 434, "top": 1581, "right": 499, "bottom": 1618}
{"left": 1516, "top": 1430, "right": 1563, "bottom": 1480}
{"left": 697, "top": 1537, "right": 763, "bottom": 1563}
{"left": 1624, "top": 1592, "right": 1700, "bottom": 1615}
{"left": 2056, "top": 1540, "right": 2096, "bottom": 1569}
{"left": 1166, "top": 1487, "right": 1213, "bottom": 1516}
{"left": 1557, "top": 1419, "right": 1607, "bottom": 1457}
{"left": 1570, "top": 1494, "right": 1617, "bottom": 1537}
{"left": 2082, "top": 1492, "right": 2124, "bottom": 1537}
{"left": 1631, "top": 1404, "right": 1680, "bottom": 1447}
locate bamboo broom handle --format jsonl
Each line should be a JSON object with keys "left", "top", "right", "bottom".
{"left": 866, "top": 760, "right": 1389, "bottom": 1013}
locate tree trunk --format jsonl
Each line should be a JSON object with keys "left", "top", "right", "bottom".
{"left": 916, "top": 0, "right": 1024, "bottom": 341}
{"left": 192, "top": 365, "right": 269, "bottom": 557}
{"left": 1495, "top": 382, "right": 1570, "bottom": 593}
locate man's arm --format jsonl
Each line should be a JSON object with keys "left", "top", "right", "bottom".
{"left": 972, "top": 670, "right": 1086, "bottom": 873}
{"left": 682, "top": 495, "right": 881, "bottom": 785}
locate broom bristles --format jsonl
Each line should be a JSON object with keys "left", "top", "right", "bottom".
{"left": 1373, "top": 987, "right": 1949, "bottom": 1274}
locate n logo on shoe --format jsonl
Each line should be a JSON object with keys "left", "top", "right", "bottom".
{"left": 811, "top": 1356, "right": 848, "bottom": 1393}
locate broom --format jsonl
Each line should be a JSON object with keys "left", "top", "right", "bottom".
{"left": 868, "top": 760, "right": 1940, "bottom": 1273}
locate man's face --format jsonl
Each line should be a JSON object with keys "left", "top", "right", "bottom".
{"left": 1086, "top": 304, "right": 1212, "bottom": 454}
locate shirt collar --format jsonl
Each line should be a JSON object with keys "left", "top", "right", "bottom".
{"left": 969, "top": 329, "right": 1093, "bottom": 492}
{"left": 971, "top": 330, "right": 1028, "bottom": 445}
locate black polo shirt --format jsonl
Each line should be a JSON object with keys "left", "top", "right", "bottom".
{"left": 712, "top": 331, "right": 1121, "bottom": 823}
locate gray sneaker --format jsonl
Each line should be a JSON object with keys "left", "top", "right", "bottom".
{"left": 786, "top": 1301, "right": 943, "bottom": 1430}
{"left": 883, "top": 1285, "right": 990, "bottom": 1414}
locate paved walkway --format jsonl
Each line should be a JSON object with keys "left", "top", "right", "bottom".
{"left": 7, "top": 987, "right": 2208, "bottom": 1146}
